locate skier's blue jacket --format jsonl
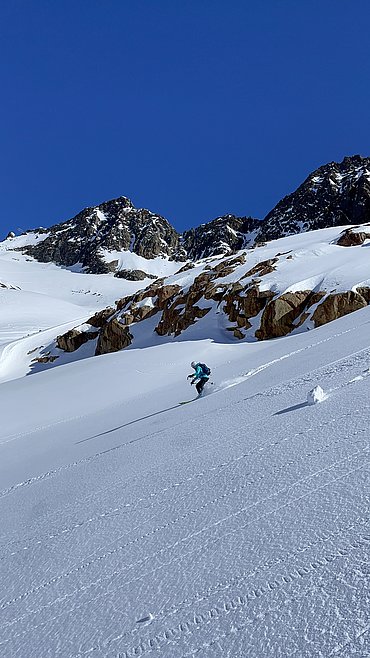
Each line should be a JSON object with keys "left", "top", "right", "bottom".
{"left": 192, "top": 363, "right": 209, "bottom": 380}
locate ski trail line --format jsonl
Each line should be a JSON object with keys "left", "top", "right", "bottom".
{"left": 0, "top": 316, "right": 368, "bottom": 450}
{"left": 3, "top": 399, "right": 365, "bottom": 542}
{"left": 3, "top": 513, "right": 368, "bottom": 648}
{"left": 108, "top": 533, "right": 370, "bottom": 658}
{"left": 241, "top": 322, "right": 370, "bottom": 382}
{"left": 1, "top": 418, "right": 368, "bottom": 561}
{"left": 1, "top": 346, "right": 370, "bottom": 503}
{"left": 1, "top": 464, "right": 367, "bottom": 653}
{"left": 60, "top": 515, "right": 369, "bottom": 657}
{"left": 0, "top": 450, "right": 367, "bottom": 616}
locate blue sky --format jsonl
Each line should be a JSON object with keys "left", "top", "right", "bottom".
{"left": 1, "top": 0, "right": 370, "bottom": 237}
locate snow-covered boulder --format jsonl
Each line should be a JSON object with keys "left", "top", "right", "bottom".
{"left": 307, "top": 385, "right": 326, "bottom": 405}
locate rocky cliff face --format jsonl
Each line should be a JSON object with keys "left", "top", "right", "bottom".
{"left": 182, "top": 215, "right": 260, "bottom": 260}
{"left": 181, "top": 155, "right": 370, "bottom": 256}
{"left": 22, "top": 196, "right": 186, "bottom": 273}
{"left": 7, "top": 154, "right": 370, "bottom": 370}
{"left": 259, "top": 155, "right": 370, "bottom": 241}
{"left": 174, "top": 155, "right": 370, "bottom": 260}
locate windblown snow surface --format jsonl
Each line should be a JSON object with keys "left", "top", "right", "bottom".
{"left": 0, "top": 299, "right": 369, "bottom": 656}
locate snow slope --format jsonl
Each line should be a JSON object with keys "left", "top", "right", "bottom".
{"left": 0, "top": 305, "right": 369, "bottom": 657}
{"left": 100, "top": 248, "right": 182, "bottom": 278}
{"left": 0, "top": 248, "right": 160, "bottom": 315}
{"left": 0, "top": 245, "right": 180, "bottom": 381}
{"left": 160, "top": 224, "right": 370, "bottom": 298}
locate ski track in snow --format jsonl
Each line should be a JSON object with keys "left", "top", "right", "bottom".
{"left": 12, "top": 515, "right": 366, "bottom": 658}
{"left": 68, "top": 514, "right": 370, "bottom": 657}
{"left": 0, "top": 408, "right": 368, "bottom": 561}
{"left": 3, "top": 528, "right": 369, "bottom": 658}
{"left": 1, "top": 309, "right": 370, "bottom": 656}
{"left": 121, "top": 537, "right": 370, "bottom": 658}
{"left": 1, "top": 329, "right": 370, "bottom": 505}
{"left": 0, "top": 398, "right": 367, "bottom": 565}
{"left": 0, "top": 314, "right": 366, "bottom": 449}
{"left": 0, "top": 449, "right": 368, "bottom": 650}
{"left": 2, "top": 445, "right": 366, "bottom": 610}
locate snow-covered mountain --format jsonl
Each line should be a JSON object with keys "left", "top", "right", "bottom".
{"left": 5, "top": 155, "right": 370, "bottom": 273}
{"left": 181, "top": 154, "right": 370, "bottom": 257}
{"left": 0, "top": 233, "right": 183, "bottom": 383}
{"left": 17, "top": 196, "right": 186, "bottom": 274}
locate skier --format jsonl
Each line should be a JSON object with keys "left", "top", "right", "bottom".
{"left": 187, "top": 361, "right": 211, "bottom": 396}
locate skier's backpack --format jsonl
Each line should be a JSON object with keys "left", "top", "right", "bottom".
{"left": 199, "top": 363, "right": 211, "bottom": 376}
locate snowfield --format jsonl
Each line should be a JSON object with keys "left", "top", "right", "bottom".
{"left": 0, "top": 302, "right": 369, "bottom": 656}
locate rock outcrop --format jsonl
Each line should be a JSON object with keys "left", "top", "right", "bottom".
{"left": 56, "top": 253, "right": 279, "bottom": 351}
{"left": 95, "top": 320, "right": 133, "bottom": 355}
{"left": 114, "top": 269, "right": 157, "bottom": 280}
{"left": 56, "top": 326, "right": 99, "bottom": 352}
{"left": 87, "top": 308, "right": 115, "bottom": 327}
{"left": 311, "top": 290, "right": 370, "bottom": 327}
{"left": 336, "top": 226, "right": 370, "bottom": 247}
{"left": 256, "top": 291, "right": 325, "bottom": 340}
{"left": 182, "top": 215, "right": 259, "bottom": 260}
{"left": 223, "top": 285, "right": 274, "bottom": 335}
{"left": 55, "top": 238, "right": 370, "bottom": 357}
{"left": 31, "top": 353, "right": 59, "bottom": 364}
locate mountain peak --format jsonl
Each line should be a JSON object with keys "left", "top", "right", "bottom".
{"left": 259, "top": 154, "right": 370, "bottom": 241}
{"left": 341, "top": 153, "right": 368, "bottom": 165}
{"left": 20, "top": 196, "right": 185, "bottom": 273}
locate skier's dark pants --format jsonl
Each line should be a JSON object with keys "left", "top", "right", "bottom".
{"left": 196, "top": 378, "right": 209, "bottom": 395}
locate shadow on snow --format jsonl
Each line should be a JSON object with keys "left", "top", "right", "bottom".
{"left": 75, "top": 403, "right": 181, "bottom": 444}
{"left": 274, "top": 401, "right": 309, "bottom": 415}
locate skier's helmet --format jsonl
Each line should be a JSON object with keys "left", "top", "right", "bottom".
{"left": 191, "top": 361, "right": 196, "bottom": 368}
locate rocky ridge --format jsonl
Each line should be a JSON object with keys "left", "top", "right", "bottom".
{"left": 181, "top": 214, "right": 260, "bottom": 261}
{"left": 259, "top": 155, "right": 370, "bottom": 242}
{"left": 5, "top": 155, "right": 370, "bottom": 274}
